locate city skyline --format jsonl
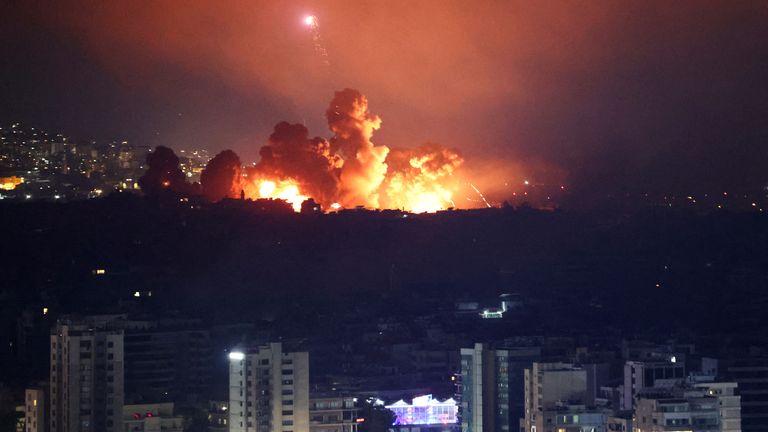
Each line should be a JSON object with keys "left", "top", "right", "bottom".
{"left": 1, "top": 2, "right": 767, "bottom": 432}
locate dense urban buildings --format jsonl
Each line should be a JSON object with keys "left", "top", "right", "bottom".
{"left": 3, "top": 2, "right": 768, "bottom": 432}
{"left": 0, "top": 199, "right": 761, "bottom": 432}
{"left": 0, "top": 123, "right": 209, "bottom": 202}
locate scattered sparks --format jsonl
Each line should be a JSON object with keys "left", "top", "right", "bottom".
{"left": 470, "top": 183, "right": 491, "bottom": 208}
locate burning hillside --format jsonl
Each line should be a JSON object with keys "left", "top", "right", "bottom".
{"left": 176, "top": 88, "right": 466, "bottom": 213}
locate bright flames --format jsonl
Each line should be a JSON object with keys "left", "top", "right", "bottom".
{"left": 201, "top": 89, "right": 467, "bottom": 214}
{"left": 0, "top": 176, "right": 23, "bottom": 191}
{"left": 253, "top": 178, "right": 308, "bottom": 212}
{"left": 248, "top": 170, "right": 456, "bottom": 213}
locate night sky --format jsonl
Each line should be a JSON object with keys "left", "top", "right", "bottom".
{"left": 2, "top": 1, "right": 767, "bottom": 198}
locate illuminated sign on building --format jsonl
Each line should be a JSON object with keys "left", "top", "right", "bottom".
{"left": 385, "top": 395, "right": 458, "bottom": 426}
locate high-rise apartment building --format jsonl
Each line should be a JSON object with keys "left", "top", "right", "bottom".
{"left": 122, "top": 323, "right": 212, "bottom": 403}
{"left": 459, "top": 343, "right": 514, "bottom": 432}
{"left": 49, "top": 319, "right": 124, "bottom": 432}
{"left": 523, "top": 362, "right": 599, "bottom": 432}
{"left": 721, "top": 357, "right": 768, "bottom": 432}
{"left": 229, "top": 343, "right": 310, "bottom": 432}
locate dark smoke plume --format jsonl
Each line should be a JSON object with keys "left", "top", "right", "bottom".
{"left": 201, "top": 150, "right": 243, "bottom": 202}
{"left": 248, "top": 122, "right": 341, "bottom": 206}
{"left": 138, "top": 146, "right": 191, "bottom": 196}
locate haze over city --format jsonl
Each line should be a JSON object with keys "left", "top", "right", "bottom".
{"left": 3, "top": 1, "right": 767, "bottom": 204}
{"left": 2, "top": 2, "right": 768, "bottom": 432}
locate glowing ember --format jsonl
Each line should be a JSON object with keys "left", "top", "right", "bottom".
{"left": 330, "top": 202, "right": 342, "bottom": 210}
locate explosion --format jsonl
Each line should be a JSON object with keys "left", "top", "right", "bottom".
{"left": 380, "top": 144, "right": 464, "bottom": 213}
{"left": 254, "top": 178, "right": 307, "bottom": 212}
{"left": 196, "top": 89, "right": 465, "bottom": 213}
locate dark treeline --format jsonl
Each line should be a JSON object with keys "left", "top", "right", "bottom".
{"left": 1, "top": 193, "right": 767, "bottom": 383}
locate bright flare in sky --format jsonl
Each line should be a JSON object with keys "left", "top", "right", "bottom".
{"left": 304, "top": 15, "right": 316, "bottom": 26}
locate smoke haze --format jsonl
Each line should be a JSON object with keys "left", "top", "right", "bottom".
{"left": 3, "top": 1, "right": 768, "bottom": 202}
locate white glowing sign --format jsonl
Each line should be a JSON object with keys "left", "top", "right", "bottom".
{"left": 385, "top": 394, "right": 457, "bottom": 425}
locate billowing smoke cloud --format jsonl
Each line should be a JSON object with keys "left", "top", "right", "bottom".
{"left": 246, "top": 122, "right": 341, "bottom": 206}
{"left": 326, "top": 89, "right": 389, "bottom": 208}
{"left": 191, "top": 89, "right": 468, "bottom": 212}
{"left": 201, "top": 150, "right": 243, "bottom": 202}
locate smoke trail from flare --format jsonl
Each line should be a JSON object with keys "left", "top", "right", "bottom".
{"left": 304, "top": 15, "right": 330, "bottom": 67}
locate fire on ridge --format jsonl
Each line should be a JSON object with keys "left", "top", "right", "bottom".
{"left": 140, "top": 89, "right": 468, "bottom": 213}
{"left": 215, "top": 89, "right": 464, "bottom": 213}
